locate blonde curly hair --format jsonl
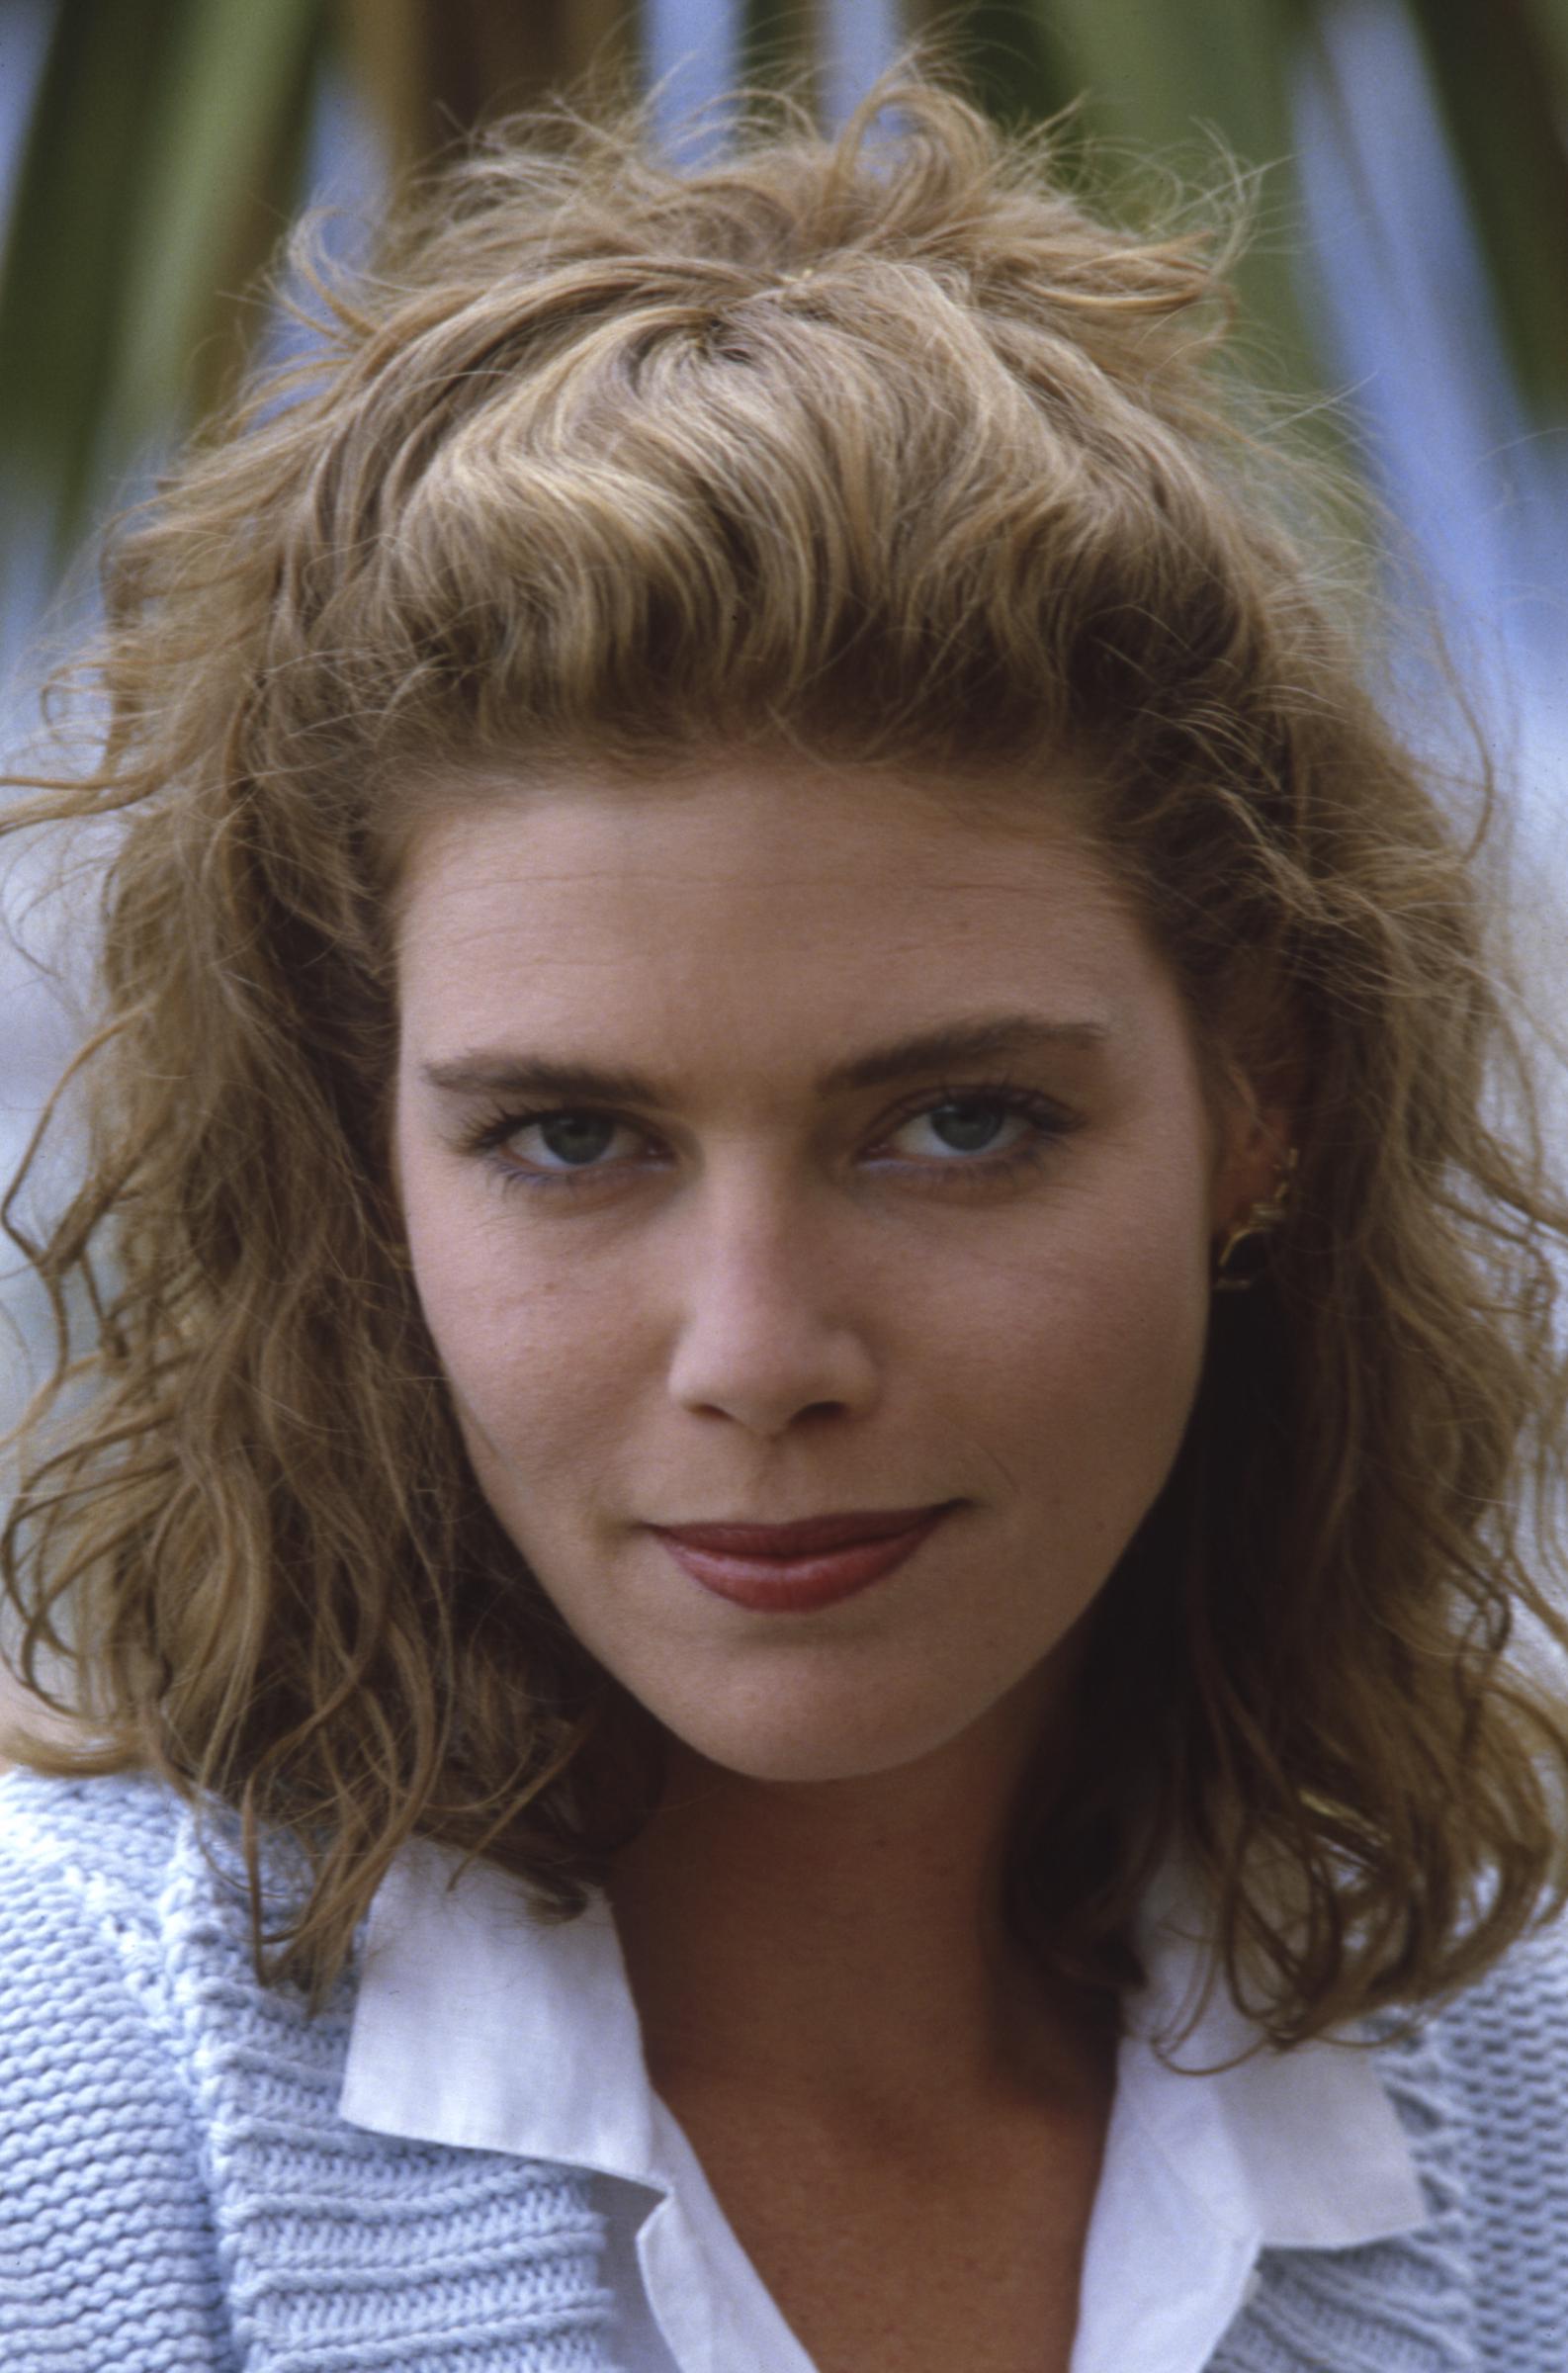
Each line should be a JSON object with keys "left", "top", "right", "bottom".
{"left": 6, "top": 55, "right": 1567, "bottom": 2035}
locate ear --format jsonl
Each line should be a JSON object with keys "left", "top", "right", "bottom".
{"left": 1210, "top": 1072, "right": 1297, "bottom": 1242}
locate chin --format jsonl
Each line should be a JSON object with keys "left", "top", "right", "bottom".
{"left": 684, "top": 1732, "right": 927, "bottom": 1787}
{"left": 646, "top": 1679, "right": 995, "bottom": 1789}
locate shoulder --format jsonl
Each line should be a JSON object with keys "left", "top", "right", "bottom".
{"left": 1420, "top": 1898, "right": 1568, "bottom": 2205}
{"left": 0, "top": 1762, "right": 349, "bottom": 2141}
{"left": 0, "top": 1760, "right": 188, "bottom": 1908}
{"left": 0, "top": 1766, "right": 239, "bottom": 2369}
{"left": 1430, "top": 1892, "right": 1568, "bottom": 2063}
{"left": 0, "top": 1763, "right": 195, "bottom": 2038}
{"left": 0, "top": 1768, "right": 619, "bottom": 2373}
{"left": 1357, "top": 1904, "right": 1568, "bottom": 2373}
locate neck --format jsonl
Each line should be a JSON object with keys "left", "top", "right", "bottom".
{"left": 606, "top": 1675, "right": 1113, "bottom": 2128}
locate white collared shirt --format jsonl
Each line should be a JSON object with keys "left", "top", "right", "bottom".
{"left": 339, "top": 1843, "right": 1430, "bottom": 2373}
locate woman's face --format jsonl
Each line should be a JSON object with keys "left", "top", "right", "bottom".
{"left": 392, "top": 755, "right": 1271, "bottom": 1785}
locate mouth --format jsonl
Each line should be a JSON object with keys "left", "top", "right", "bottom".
{"left": 650, "top": 1504, "right": 958, "bottom": 1556}
{"left": 647, "top": 1503, "right": 959, "bottom": 1614}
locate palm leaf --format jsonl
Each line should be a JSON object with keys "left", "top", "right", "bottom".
{"left": 1, "top": 0, "right": 191, "bottom": 550}
{"left": 112, "top": 0, "right": 324, "bottom": 447}
{"left": 6, "top": 0, "right": 1567, "bottom": 606}
{"left": 903, "top": 1, "right": 1081, "bottom": 127}
{"left": 906, "top": 0, "right": 1568, "bottom": 429}
{"left": 1403, "top": 0, "right": 1568, "bottom": 421}
{"left": 0, "top": 0, "right": 642, "bottom": 583}
{"left": 0, "top": 0, "right": 322, "bottom": 565}
{"left": 338, "top": 0, "right": 639, "bottom": 171}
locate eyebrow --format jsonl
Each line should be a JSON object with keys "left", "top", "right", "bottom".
{"left": 420, "top": 1011, "right": 1111, "bottom": 1107}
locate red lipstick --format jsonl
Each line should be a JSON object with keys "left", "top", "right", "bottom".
{"left": 649, "top": 1504, "right": 955, "bottom": 1613}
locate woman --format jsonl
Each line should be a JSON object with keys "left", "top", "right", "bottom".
{"left": 3, "top": 61, "right": 1567, "bottom": 2373}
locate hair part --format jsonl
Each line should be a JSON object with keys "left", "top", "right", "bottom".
{"left": 5, "top": 51, "right": 1568, "bottom": 2042}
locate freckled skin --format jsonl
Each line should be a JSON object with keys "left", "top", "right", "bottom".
{"left": 392, "top": 756, "right": 1273, "bottom": 1787}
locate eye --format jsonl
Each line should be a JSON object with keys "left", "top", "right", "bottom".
{"left": 462, "top": 1078, "right": 1076, "bottom": 1198}
{"left": 487, "top": 1109, "right": 647, "bottom": 1176}
{"left": 887, "top": 1096, "right": 1036, "bottom": 1161}
{"left": 875, "top": 1085, "right": 1074, "bottom": 1182}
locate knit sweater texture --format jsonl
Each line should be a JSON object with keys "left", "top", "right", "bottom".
{"left": 2, "top": 1766, "right": 1566, "bottom": 2373}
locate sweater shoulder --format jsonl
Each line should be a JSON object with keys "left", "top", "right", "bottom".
{"left": 1428, "top": 1893, "right": 1568, "bottom": 2078}
{"left": 1404, "top": 1899, "right": 1568, "bottom": 2370}
{"left": 0, "top": 1767, "right": 238, "bottom": 2369}
{"left": 0, "top": 1765, "right": 193, "bottom": 2026}
{"left": 0, "top": 1762, "right": 189, "bottom": 1908}
{"left": 1359, "top": 1899, "right": 1568, "bottom": 2226}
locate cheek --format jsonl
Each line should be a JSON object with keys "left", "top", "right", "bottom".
{"left": 967, "top": 1178, "right": 1213, "bottom": 1523}
{"left": 400, "top": 1174, "right": 631, "bottom": 1518}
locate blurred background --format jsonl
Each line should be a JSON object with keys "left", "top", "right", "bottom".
{"left": 0, "top": 1, "right": 1565, "bottom": 1727}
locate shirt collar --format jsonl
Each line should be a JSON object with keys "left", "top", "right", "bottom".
{"left": 1117, "top": 1853, "right": 1430, "bottom": 2248}
{"left": 340, "top": 1838, "right": 664, "bottom": 2185}
{"left": 338, "top": 1832, "right": 1430, "bottom": 2250}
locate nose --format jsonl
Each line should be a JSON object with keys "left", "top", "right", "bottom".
{"left": 664, "top": 1185, "right": 880, "bottom": 1438}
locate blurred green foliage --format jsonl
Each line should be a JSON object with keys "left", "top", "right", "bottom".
{"left": 3, "top": 0, "right": 1566, "bottom": 587}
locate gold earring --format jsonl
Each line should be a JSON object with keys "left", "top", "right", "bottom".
{"left": 1213, "top": 1147, "right": 1298, "bottom": 1294}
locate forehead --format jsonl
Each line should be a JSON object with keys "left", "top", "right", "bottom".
{"left": 392, "top": 757, "right": 1171, "bottom": 1064}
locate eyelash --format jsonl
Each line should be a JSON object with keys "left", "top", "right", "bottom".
{"left": 458, "top": 1077, "right": 1079, "bottom": 1200}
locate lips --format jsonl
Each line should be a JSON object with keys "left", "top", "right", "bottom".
{"left": 653, "top": 1505, "right": 954, "bottom": 1557}
{"left": 648, "top": 1503, "right": 956, "bottom": 1614}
